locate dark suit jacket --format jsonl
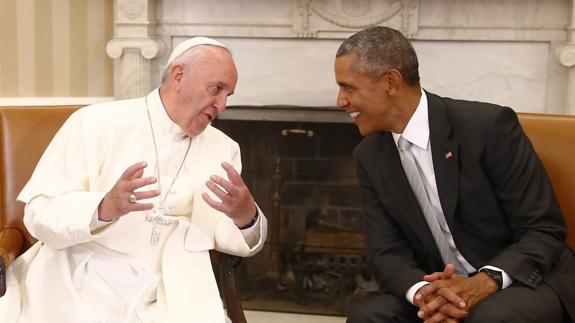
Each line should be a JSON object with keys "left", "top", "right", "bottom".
{"left": 353, "top": 91, "right": 575, "bottom": 319}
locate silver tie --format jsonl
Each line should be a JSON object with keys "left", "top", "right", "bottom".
{"left": 397, "top": 136, "right": 466, "bottom": 273}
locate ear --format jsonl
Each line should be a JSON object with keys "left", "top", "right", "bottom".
{"left": 169, "top": 64, "right": 185, "bottom": 89}
{"left": 385, "top": 69, "right": 403, "bottom": 95}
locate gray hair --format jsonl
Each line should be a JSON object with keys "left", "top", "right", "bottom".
{"left": 336, "top": 26, "right": 420, "bottom": 86}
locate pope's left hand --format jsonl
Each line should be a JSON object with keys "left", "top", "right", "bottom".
{"left": 203, "top": 161, "right": 257, "bottom": 228}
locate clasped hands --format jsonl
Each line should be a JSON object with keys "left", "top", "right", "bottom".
{"left": 98, "top": 161, "right": 256, "bottom": 228}
{"left": 413, "top": 264, "right": 499, "bottom": 323}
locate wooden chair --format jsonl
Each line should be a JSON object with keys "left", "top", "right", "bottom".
{"left": 0, "top": 106, "right": 246, "bottom": 322}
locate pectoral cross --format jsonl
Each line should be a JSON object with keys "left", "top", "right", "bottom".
{"left": 145, "top": 203, "right": 173, "bottom": 245}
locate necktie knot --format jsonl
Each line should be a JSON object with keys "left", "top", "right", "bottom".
{"left": 398, "top": 136, "right": 412, "bottom": 151}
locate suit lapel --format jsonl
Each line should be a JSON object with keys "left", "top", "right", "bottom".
{"left": 427, "top": 92, "right": 459, "bottom": 226}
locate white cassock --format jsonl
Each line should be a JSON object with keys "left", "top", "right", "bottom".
{"left": 0, "top": 89, "right": 267, "bottom": 323}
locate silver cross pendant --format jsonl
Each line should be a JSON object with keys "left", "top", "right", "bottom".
{"left": 146, "top": 204, "right": 173, "bottom": 245}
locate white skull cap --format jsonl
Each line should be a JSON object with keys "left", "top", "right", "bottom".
{"left": 165, "top": 37, "right": 229, "bottom": 71}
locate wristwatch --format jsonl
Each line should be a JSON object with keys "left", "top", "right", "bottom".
{"left": 479, "top": 268, "right": 503, "bottom": 290}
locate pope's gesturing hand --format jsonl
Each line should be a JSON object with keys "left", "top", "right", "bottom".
{"left": 98, "top": 161, "right": 161, "bottom": 222}
{"left": 203, "top": 161, "right": 257, "bottom": 228}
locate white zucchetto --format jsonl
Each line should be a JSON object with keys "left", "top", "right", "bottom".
{"left": 165, "top": 37, "right": 229, "bottom": 71}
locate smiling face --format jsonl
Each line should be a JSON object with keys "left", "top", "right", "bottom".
{"left": 335, "top": 53, "right": 394, "bottom": 136}
{"left": 164, "top": 46, "right": 238, "bottom": 137}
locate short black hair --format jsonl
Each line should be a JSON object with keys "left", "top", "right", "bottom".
{"left": 336, "top": 26, "right": 420, "bottom": 86}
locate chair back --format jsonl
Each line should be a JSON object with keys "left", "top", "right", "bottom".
{"left": 0, "top": 106, "right": 80, "bottom": 249}
{"left": 518, "top": 113, "right": 575, "bottom": 250}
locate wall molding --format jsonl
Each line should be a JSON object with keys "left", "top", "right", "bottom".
{"left": 0, "top": 97, "right": 114, "bottom": 107}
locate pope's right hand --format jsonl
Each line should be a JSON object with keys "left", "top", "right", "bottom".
{"left": 97, "top": 161, "right": 160, "bottom": 221}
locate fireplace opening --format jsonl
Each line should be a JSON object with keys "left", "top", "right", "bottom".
{"left": 214, "top": 117, "right": 378, "bottom": 316}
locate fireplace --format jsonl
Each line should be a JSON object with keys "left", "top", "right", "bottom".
{"left": 214, "top": 108, "right": 377, "bottom": 316}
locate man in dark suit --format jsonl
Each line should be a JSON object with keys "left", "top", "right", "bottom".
{"left": 335, "top": 26, "right": 575, "bottom": 323}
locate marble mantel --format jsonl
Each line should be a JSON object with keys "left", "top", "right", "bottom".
{"left": 107, "top": 0, "right": 575, "bottom": 117}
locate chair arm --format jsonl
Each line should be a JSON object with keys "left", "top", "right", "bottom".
{"left": 210, "top": 250, "right": 246, "bottom": 323}
{"left": 0, "top": 228, "right": 25, "bottom": 297}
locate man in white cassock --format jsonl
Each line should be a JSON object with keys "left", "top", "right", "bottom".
{"left": 0, "top": 37, "right": 267, "bottom": 323}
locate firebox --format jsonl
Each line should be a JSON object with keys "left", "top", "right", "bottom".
{"left": 214, "top": 108, "right": 378, "bottom": 316}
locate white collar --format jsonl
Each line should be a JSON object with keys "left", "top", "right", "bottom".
{"left": 392, "top": 88, "right": 429, "bottom": 149}
{"left": 146, "top": 88, "right": 187, "bottom": 139}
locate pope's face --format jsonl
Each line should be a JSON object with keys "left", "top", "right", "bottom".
{"left": 172, "top": 47, "right": 238, "bottom": 137}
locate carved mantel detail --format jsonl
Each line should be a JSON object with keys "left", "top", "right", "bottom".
{"left": 310, "top": 0, "right": 402, "bottom": 28}
{"left": 106, "top": 38, "right": 164, "bottom": 60}
{"left": 294, "top": 0, "right": 419, "bottom": 38}
{"left": 118, "top": 0, "right": 146, "bottom": 20}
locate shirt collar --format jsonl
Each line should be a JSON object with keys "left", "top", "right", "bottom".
{"left": 146, "top": 88, "right": 187, "bottom": 139}
{"left": 392, "top": 88, "right": 429, "bottom": 150}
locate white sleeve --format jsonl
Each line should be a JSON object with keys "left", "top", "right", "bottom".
{"left": 406, "top": 281, "right": 430, "bottom": 305}
{"left": 479, "top": 265, "right": 514, "bottom": 289}
{"left": 239, "top": 204, "right": 268, "bottom": 250}
{"left": 18, "top": 109, "right": 113, "bottom": 249}
{"left": 23, "top": 192, "right": 109, "bottom": 249}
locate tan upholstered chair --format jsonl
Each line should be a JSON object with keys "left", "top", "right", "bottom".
{"left": 0, "top": 106, "right": 246, "bottom": 323}
{"left": 518, "top": 113, "right": 575, "bottom": 250}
